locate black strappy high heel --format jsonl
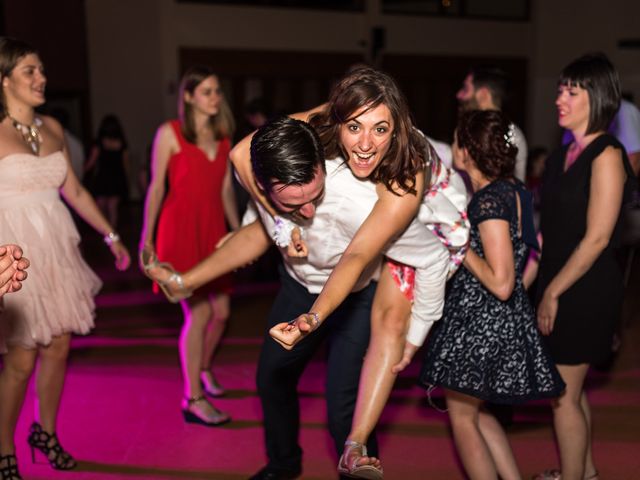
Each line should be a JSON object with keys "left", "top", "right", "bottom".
{"left": 26, "top": 422, "right": 77, "bottom": 470}
{"left": 0, "top": 454, "right": 22, "bottom": 480}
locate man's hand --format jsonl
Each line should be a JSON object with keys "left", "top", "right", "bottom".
{"left": 269, "top": 313, "right": 320, "bottom": 350}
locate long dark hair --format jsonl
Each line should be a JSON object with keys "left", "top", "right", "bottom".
{"left": 309, "top": 66, "right": 429, "bottom": 195}
{"left": 0, "top": 37, "right": 38, "bottom": 121}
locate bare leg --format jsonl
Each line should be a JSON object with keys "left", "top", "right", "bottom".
{"left": 96, "top": 196, "right": 108, "bottom": 221}
{"left": 581, "top": 391, "right": 599, "bottom": 479}
{"left": 552, "top": 364, "right": 590, "bottom": 480}
{"left": 180, "top": 296, "right": 212, "bottom": 398}
{"left": 200, "top": 293, "right": 230, "bottom": 370}
{"left": 179, "top": 296, "right": 228, "bottom": 421}
{"left": 346, "top": 264, "right": 410, "bottom": 468}
{"left": 34, "top": 334, "right": 72, "bottom": 433}
{"left": 446, "top": 389, "right": 500, "bottom": 480}
{"left": 200, "top": 293, "right": 230, "bottom": 394}
{"left": 478, "top": 409, "right": 521, "bottom": 480}
{"left": 0, "top": 345, "right": 38, "bottom": 455}
{"left": 106, "top": 196, "right": 120, "bottom": 229}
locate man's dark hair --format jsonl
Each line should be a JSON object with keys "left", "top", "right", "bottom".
{"left": 250, "top": 116, "right": 325, "bottom": 194}
{"left": 469, "top": 66, "right": 510, "bottom": 108}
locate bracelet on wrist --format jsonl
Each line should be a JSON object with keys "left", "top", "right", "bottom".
{"left": 273, "top": 216, "right": 303, "bottom": 248}
{"left": 103, "top": 231, "right": 121, "bottom": 247}
{"left": 307, "top": 312, "right": 320, "bottom": 330}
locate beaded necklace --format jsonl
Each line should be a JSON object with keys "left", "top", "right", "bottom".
{"left": 8, "top": 115, "right": 43, "bottom": 155}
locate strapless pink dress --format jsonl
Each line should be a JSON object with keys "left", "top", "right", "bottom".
{"left": 0, "top": 151, "right": 102, "bottom": 352}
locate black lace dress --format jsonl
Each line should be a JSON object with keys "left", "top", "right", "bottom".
{"left": 420, "top": 179, "right": 565, "bottom": 404}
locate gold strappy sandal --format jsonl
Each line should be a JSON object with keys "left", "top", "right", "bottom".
{"left": 139, "top": 248, "right": 192, "bottom": 303}
{"left": 337, "top": 440, "right": 383, "bottom": 480}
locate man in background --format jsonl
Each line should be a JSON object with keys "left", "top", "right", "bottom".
{"left": 457, "top": 66, "right": 528, "bottom": 181}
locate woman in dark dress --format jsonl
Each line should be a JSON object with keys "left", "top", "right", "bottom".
{"left": 84, "top": 114, "right": 129, "bottom": 229}
{"left": 421, "top": 110, "right": 565, "bottom": 480}
{"left": 534, "top": 54, "right": 635, "bottom": 480}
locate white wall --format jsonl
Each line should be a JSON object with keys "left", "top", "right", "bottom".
{"left": 86, "top": 0, "right": 166, "bottom": 196}
{"left": 528, "top": 0, "right": 640, "bottom": 148}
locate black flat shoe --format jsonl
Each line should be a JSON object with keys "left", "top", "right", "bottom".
{"left": 248, "top": 466, "right": 301, "bottom": 480}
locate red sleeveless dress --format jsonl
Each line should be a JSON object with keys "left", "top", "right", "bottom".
{"left": 155, "top": 120, "right": 232, "bottom": 295}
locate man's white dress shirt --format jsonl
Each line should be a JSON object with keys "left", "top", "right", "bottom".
{"left": 246, "top": 157, "right": 466, "bottom": 347}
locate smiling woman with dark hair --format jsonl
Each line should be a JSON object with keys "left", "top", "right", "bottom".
{"left": 533, "top": 53, "right": 636, "bottom": 480}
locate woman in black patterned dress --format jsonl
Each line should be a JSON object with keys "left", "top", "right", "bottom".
{"left": 420, "top": 110, "right": 565, "bottom": 480}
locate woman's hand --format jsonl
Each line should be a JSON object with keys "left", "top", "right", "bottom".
{"left": 110, "top": 241, "right": 131, "bottom": 271}
{"left": 391, "top": 341, "right": 420, "bottom": 374}
{"left": 537, "top": 290, "right": 559, "bottom": 335}
{"left": 286, "top": 227, "right": 308, "bottom": 258}
{"left": 269, "top": 312, "right": 320, "bottom": 350}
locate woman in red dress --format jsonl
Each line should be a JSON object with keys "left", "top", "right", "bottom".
{"left": 140, "top": 66, "right": 239, "bottom": 425}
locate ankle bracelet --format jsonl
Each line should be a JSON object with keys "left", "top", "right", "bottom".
{"left": 184, "top": 395, "right": 206, "bottom": 405}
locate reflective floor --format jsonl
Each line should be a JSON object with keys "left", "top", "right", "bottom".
{"left": 10, "top": 203, "right": 640, "bottom": 479}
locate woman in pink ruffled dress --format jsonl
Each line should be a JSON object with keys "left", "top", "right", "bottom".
{"left": 0, "top": 37, "right": 130, "bottom": 480}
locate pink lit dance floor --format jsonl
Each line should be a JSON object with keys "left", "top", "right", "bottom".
{"left": 9, "top": 225, "right": 640, "bottom": 480}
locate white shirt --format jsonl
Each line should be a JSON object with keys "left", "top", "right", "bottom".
{"left": 250, "top": 158, "right": 382, "bottom": 294}
{"left": 246, "top": 157, "right": 460, "bottom": 347}
{"left": 611, "top": 99, "right": 640, "bottom": 155}
{"left": 426, "top": 136, "right": 453, "bottom": 169}
{"left": 513, "top": 123, "right": 527, "bottom": 182}
{"left": 64, "top": 130, "right": 85, "bottom": 181}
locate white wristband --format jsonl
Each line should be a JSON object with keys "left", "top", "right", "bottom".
{"left": 272, "top": 216, "right": 302, "bottom": 248}
{"left": 103, "top": 232, "right": 120, "bottom": 246}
